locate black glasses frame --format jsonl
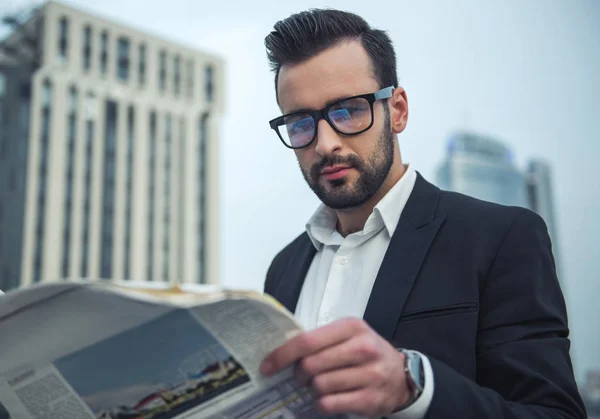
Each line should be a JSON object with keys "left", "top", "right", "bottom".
{"left": 269, "top": 86, "right": 395, "bottom": 149}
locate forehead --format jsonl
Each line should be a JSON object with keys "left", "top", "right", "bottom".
{"left": 277, "top": 40, "right": 379, "bottom": 114}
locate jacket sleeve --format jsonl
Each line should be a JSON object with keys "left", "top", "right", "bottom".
{"left": 425, "top": 209, "right": 587, "bottom": 418}
{"left": 263, "top": 258, "right": 277, "bottom": 295}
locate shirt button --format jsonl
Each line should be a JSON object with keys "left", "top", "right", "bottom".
{"left": 318, "top": 311, "right": 332, "bottom": 325}
{"left": 339, "top": 256, "right": 348, "bottom": 265}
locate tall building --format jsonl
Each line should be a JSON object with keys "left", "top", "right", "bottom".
{"left": 436, "top": 131, "right": 529, "bottom": 207}
{"left": 0, "top": 1, "right": 224, "bottom": 291}
{"left": 526, "top": 160, "right": 559, "bottom": 247}
{"left": 436, "top": 131, "right": 561, "bottom": 279}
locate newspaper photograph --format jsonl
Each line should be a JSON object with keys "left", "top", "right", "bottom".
{"left": 55, "top": 309, "right": 251, "bottom": 418}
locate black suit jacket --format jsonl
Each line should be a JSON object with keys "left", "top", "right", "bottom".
{"left": 264, "top": 172, "right": 586, "bottom": 418}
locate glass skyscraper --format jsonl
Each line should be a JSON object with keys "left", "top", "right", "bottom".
{"left": 436, "top": 132, "right": 529, "bottom": 207}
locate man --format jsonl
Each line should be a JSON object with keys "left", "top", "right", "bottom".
{"left": 259, "top": 8, "right": 586, "bottom": 419}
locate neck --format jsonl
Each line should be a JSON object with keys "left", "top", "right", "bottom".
{"left": 335, "top": 161, "right": 407, "bottom": 237}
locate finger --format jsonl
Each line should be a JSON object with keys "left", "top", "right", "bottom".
{"left": 261, "top": 318, "right": 365, "bottom": 376}
{"left": 316, "top": 388, "right": 393, "bottom": 417}
{"left": 310, "top": 359, "right": 399, "bottom": 397}
{"left": 296, "top": 333, "right": 380, "bottom": 380}
{"left": 309, "top": 364, "right": 369, "bottom": 395}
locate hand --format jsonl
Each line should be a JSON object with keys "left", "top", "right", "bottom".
{"left": 259, "top": 318, "right": 412, "bottom": 417}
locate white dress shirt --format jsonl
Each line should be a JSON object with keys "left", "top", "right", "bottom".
{"left": 295, "top": 164, "right": 434, "bottom": 419}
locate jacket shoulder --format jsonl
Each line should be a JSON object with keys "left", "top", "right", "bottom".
{"left": 438, "top": 188, "right": 535, "bottom": 226}
{"left": 436, "top": 188, "right": 552, "bottom": 261}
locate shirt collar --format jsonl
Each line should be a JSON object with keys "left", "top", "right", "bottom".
{"left": 305, "top": 164, "right": 417, "bottom": 250}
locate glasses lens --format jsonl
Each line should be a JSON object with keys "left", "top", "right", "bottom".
{"left": 328, "top": 97, "right": 372, "bottom": 134}
{"left": 278, "top": 113, "right": 315, "bottom": 148}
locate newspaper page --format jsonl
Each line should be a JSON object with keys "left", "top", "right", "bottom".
{"left": 0, "top": 281, "right": 349, "bottom": 419}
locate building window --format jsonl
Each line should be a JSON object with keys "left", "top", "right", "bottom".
{"left": 124, "top": 106, "right": 134, "bottom": 280}
{"left": 173, "top": 55, "right": 181, "bottom": 96}
{"left": 82, "top": 25, "right": 92, "bottom": 70}
{"left": 205, "top": 64, "right": 214, "bottom": 103}
{"left": 58, "top": 16, "right": 69, "bottom": 62}
{"left": 33, "top": 79, "right": 52, "bottom": 283}
{"left": 147, "top": 111, "right": 157, "bottom": 281}
{"left": 67, "top": 86, "right": 77, "bottom": 113}
{"left": 138, "top": 43, "right": 146, "bottom": 86}
{"left": 19, "top": 84, "right": 31, "bottom": 130}
{"left": 16, "top": 86, "right": 31, "bottom": 168}
{"left": 197, "top": 113, "right": 208, "bottom": 283}
{"left": 117, "top": 37, "right": 130, "bottom": 81}
{"left": 100, "top": 31, "right": 109, "bottom": 75}
{"left": 41, "top": 81, "right": 51, "bottom": 107}
{"left": 100, "top": 100, "right": 118, "bottom": 279}
{"left": 61, "top": 86, "right": 78, "bottom": 278}
{"left": 163, "top": 113, "right": 172, "bottom": 281}
{"left": 159, "top": 50, "right": 167, "bottom": 92}
{"left": 186, "top": 59, "right": 194, "bottom": 99}
{"left": 81, "top": 95, "right": 95, "bottom": 278}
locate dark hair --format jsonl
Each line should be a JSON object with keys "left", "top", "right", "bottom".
{"left": 264, "top": 9, "right": 398, "bottom": 99}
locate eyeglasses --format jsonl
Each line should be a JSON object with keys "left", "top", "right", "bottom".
{"left": 269, "top": 86, "right": 395, "bottom": 149}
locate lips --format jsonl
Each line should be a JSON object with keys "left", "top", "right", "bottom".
{"left": 320, "top": 165, "right": 352, "bottom": 181}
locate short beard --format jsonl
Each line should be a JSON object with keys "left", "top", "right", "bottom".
{"left": 300, "top": 107, "right": 394, "bottom": 210}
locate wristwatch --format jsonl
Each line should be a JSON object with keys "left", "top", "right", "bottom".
{"left": 397, "top": 349, "right": 425, "bottom": 410}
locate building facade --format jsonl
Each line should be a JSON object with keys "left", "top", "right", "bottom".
{"left": 0, "top": 1, "right": 224, "bottom": 291}
{"left": 436, "top": 131, "right": 561, "bottom": 281}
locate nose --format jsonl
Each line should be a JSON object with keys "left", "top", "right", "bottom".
{"left": 314, "top": 119, "right": 343, "bottom": 156}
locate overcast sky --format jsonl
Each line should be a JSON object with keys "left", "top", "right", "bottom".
{"left": 3, "top": 0, "right": 599, "bottom": 382}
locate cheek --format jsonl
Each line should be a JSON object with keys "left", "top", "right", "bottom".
{"left": 295, "top": 150, "right": 315, "bottom": 172}
{"left": 349, "top": 136, "right": 379, "bottom": 165}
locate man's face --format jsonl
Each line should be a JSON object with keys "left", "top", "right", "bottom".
{"left": 277, "top": 41, "right": 395, "bottom": 210}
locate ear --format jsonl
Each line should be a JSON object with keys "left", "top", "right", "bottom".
{"left": 389, "top": 86, "right": 408, "bottom": 134}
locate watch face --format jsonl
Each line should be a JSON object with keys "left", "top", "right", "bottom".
{"left": 407, "top": 353, "right": 424, "bottom": 390}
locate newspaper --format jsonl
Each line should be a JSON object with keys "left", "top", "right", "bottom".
{"left": 0, "top": 280, "right": 349, "bottom": 419}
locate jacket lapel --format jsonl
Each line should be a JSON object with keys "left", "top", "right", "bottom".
{"left": 273, "top": 234, "right": 316, "bottom": 314}
{"left": 363, "top": 172, "right": 446, "bottom": 341}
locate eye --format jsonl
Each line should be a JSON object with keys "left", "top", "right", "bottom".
{"left": 288, "top": 116, "right": 313, "bottom": 133}
{"left": 329, "top": 108, "right": 351, "bottom": 122}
